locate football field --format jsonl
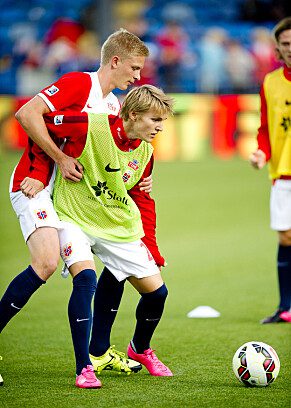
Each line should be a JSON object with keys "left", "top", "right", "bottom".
{"left": 0, "top": 151, "right": 290, "bottom": 407}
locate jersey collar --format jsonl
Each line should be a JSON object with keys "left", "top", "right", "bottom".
{"left": 109, "top": 116, "right": 141, "bottom": 150}
{"left": 283, "top": 64, "right": 291, "bottom": 81}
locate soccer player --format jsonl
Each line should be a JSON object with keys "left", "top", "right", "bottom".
{"left": 0, "top": 29, "right": 152, "bottom": 372}
{"left": 250, "top": 17, "right": 291, "bottom": 324}
{"left": 44, "top": 84, "right": 174, "bottom": 388}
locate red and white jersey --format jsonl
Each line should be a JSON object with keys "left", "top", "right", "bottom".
{"left": 38, "top": 71, "right": 120, "bottom": 114}
{"left": 11, "top": 72, "right": 120, "bottom": 193}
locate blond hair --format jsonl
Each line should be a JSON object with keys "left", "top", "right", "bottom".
{"left": 101, "top": 28, "right": 149, "bottom": 65}
{"left": 120, "top": 85, "right": 174, "bottom": 120}
{"left": 273, "top": 17, "right": 291, "bottom": 42}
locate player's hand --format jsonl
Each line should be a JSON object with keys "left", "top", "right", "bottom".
{"left": 57, "top": 155, "right": 83, "bottom": 182}
{"left": 139, "top": 174, "right": 152, "bottom": 193}
{"left": 157, "top": 261, "right": 168, "bottom": 272}
{"left": 249, "top": 149, "right": 266, "bottom": 169}
{"left": 20, "top": 177, "right": 44, "bottom": 198}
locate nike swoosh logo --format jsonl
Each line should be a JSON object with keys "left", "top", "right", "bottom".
{"left": 145, "top": 318, "right": 160, "bottom": 322}
{"left": 111, "top": 309, "right": 118, "bottom": 312}
{"left": 278, "top": 261, "right": 289, "bottom": 267}
{"left": 105, "top": 163, "right": 121, "bottom": 172}
{"left": 76, "top": 318, "right": 89, "bottom": 322}
{"left": 285, "top": 100, "right": 291, "bottom": 105}
{"left": 11, "top": 303, "right": 21, "bottom": 310}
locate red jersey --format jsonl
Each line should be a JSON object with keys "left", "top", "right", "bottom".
{"left": 11, "top": 71, "right": 120, "bottom": 192}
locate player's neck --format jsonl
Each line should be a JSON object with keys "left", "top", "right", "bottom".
{"left": 97, "top": 67, "right": 114, "bottom": 98}
{"left": 123, "top": 120, "right": 137, "bottom": 140}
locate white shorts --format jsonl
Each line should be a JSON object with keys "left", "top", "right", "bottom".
{"left": 58, "top": 221, "right": 159, "bottom": 282}
{"left": 270, "top": 179, "right": 291, "bottom": 231}
{"left": 10, "top": 189, "right": 61, "bottom": 242}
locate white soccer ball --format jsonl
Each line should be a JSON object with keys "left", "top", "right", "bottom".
{"left": 232, "top": 341, "right": 280, "bottom": 387}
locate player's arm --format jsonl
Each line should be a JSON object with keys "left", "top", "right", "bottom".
{"left": 21, "top": 141, "right": 60, "bottom": 198}
{"left": 15, "top": 95, "right": 83, "bottom": 182}
{"left": 20, "top": 111, "right": 88, "bottom": 198}
{"left": 250, "top": 85, "right": 270, "bottom": 170}
{"left": 129, "top": 158, "right": 166, "bottom": 268}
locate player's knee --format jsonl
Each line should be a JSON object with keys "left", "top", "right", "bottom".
{"left": 157, "top": 283, "right": 168, "bottom": 302}
{"left": 32, "top": 257, "right": 59, "bottom": 280}
{"left": 73, "top": 269, "right": 97, "bottom": 289}
{"left": 137, "top": 284, "right": 168, "bottom": 320}
{"left": 148, "top": 283, "right": 168, "bottom": 304}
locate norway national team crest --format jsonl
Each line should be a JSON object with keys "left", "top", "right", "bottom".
{"left": 107, "top": 102, "right": 117, "bottom": 112}
{"left": 122, "top": 170, "right": 132, "bottom": 183}
{"left": 36, "top": 210, "right": 47, "bottom": 220}
{"left": 63, "top": 243, "right": 72, "bottom": 258}
{"left": 44, "top": 85, "right": 59, "bottom": 96}
{"left": 128, "top": 159, "right": 139, "bottom": 171}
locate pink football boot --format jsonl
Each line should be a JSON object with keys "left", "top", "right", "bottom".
{"left": 280, "top": 310, "right": 291, "bottom": 322}
{"left": 75, "top": 365, "right": 102, "bottom": 389}
{"left": 127, "top": 342, "right": 173, "bottom": 377}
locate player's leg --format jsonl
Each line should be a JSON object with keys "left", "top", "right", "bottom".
{"left": 0, "top": 189, "right": 60, "bottom": 333}
{"left": 59, "top": 223, "right": 101, "bottom": 388}
{"left": 262, "top": 230, "right": 291, "bottom": 323}
{"left": 88, "top": 267, "right": 142, "bottom": 374}
{"left": 93, "top": 237, "right": 172, "bottom": 376}
{"left": 262, "top": 181, "right": 291, "bottom": 323}
{"left": 89, "top": 267, "right": 125, "bottom": 357}
{"left": 0, "top": 227, "right": 59, "bottom": 332}
{"left": 69, "top": 261, "right": 101, "bottom": 387}
{"left": 127, "top": 273, "right": 172, "bottom": 376}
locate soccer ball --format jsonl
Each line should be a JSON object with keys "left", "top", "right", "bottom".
{"left": 232, "top": 341, "right": 280, "bottom": 387}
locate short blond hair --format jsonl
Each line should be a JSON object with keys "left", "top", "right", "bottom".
{"left": 101, "top": 28, "right": 149, "bottom": 65}
{"left": 273, "top": 17, "right": 291, "bottom": 42}
{"left": 120, "top": 85, "right": 175, "bottom": 120}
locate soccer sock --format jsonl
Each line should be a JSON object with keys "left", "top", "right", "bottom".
{"left": 68, "top": 269, "right": 97, "bottom": 375}
{"left": 277, "top": 245, "right": 291, "bottom": 310}
{"left": 132, "top": 284, "right": 168, "bottom": 354}
{"left": 89, "top": 267, "right": 125, "bottom": 357}
{"left": 0, "top": 265, "right": 45, "bottom": 333}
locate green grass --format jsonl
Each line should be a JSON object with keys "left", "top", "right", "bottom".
{"left": 0, "top": 151, "right": 290, "bottom": 408}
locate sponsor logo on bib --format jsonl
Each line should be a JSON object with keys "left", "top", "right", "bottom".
{"left": 128, "top": 160, "right": 139, "bottom": 171}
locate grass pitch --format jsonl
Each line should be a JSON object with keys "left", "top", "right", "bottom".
{"left": 0, "top": 151, "right": 290, "bottom": 408}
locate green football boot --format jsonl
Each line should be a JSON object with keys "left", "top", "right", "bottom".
{"left": 90, "top": 346, "right": 142, "bottom": 375}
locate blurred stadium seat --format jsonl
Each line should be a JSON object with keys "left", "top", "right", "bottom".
{"left": 0, "top": 0, "right": 284, "bottom": 95}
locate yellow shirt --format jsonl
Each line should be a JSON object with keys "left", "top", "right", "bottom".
{"left": 264, "top": 67, "right": 291, "bottom": 179}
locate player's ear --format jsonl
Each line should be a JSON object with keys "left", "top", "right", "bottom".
{"left": 129, "top": 111, "right": 137, "bottom": 122}
{"left": 275, "top": 47, "right": 282, "bottom": 61}
{"left": 111, "top": 55, "right": 121, "bottom": 68}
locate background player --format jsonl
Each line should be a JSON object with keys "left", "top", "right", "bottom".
{"left": 250, "top": 17, "right": 291, "bottom": 324}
